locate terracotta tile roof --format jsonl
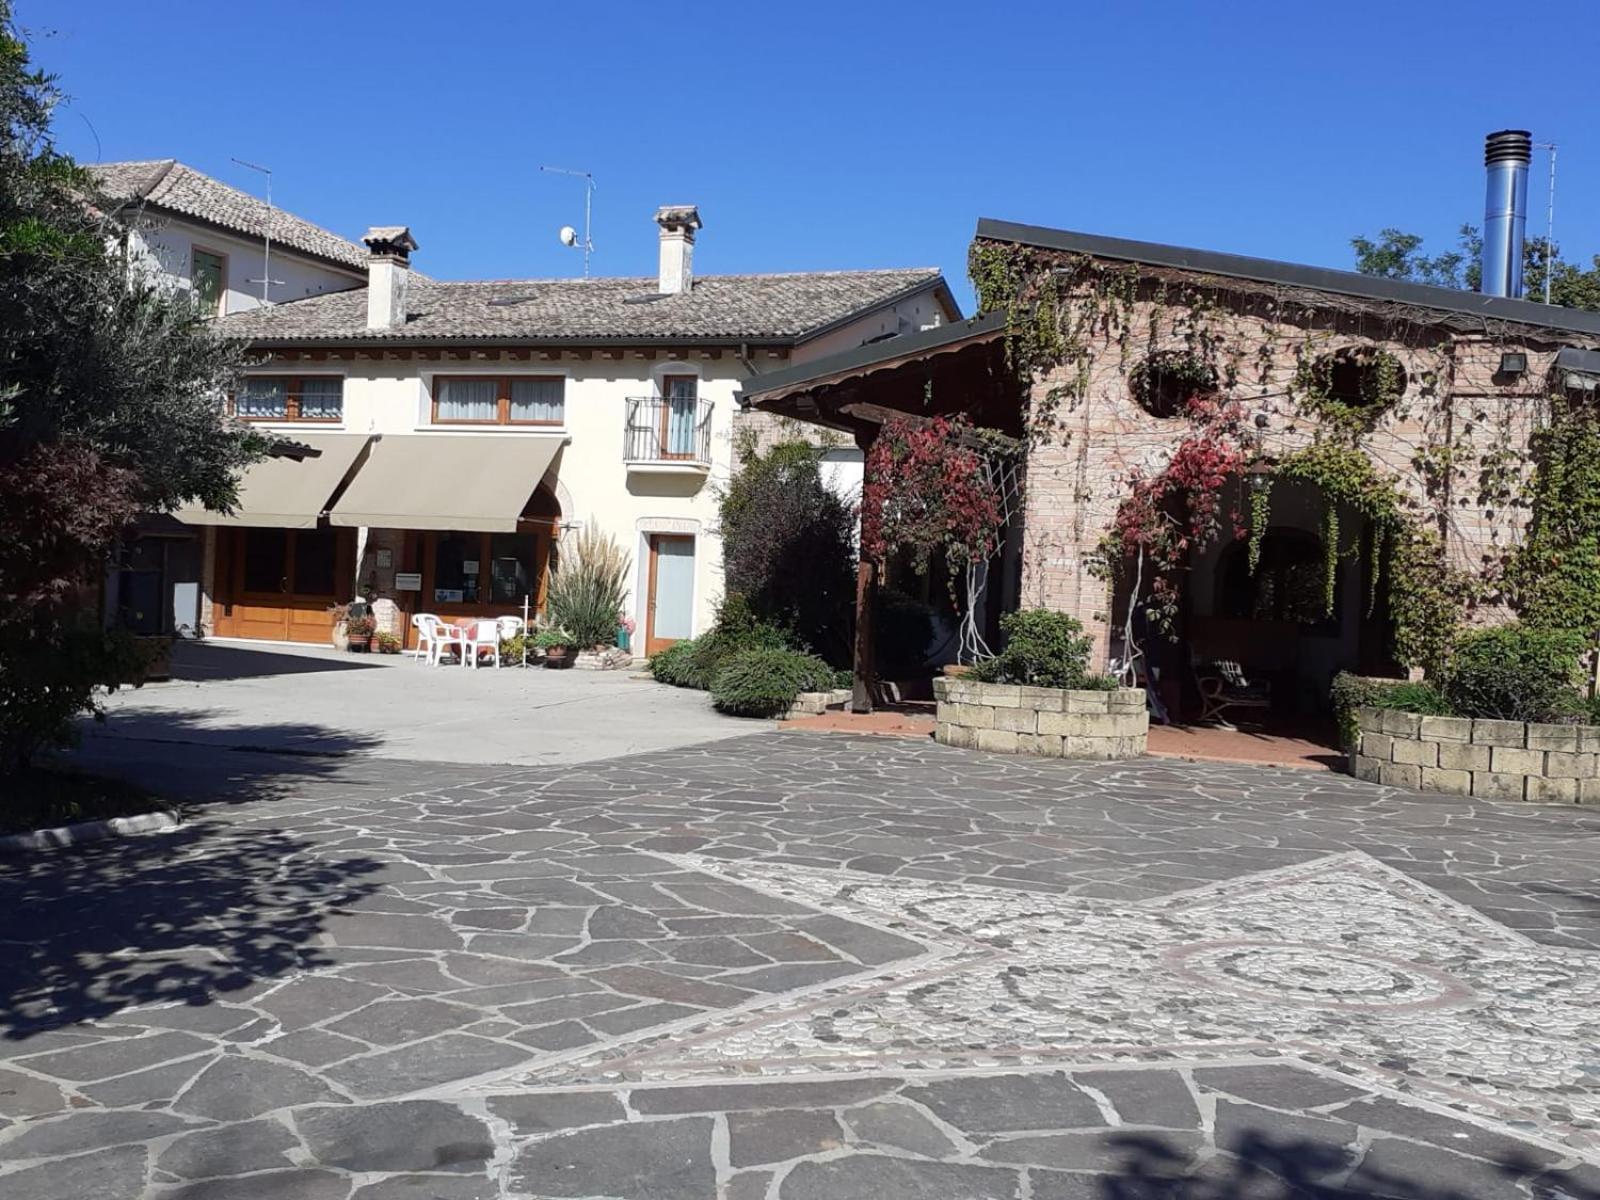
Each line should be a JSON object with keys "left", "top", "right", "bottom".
{"left": 88, "top": 160, "right": 368, "bottom": 272}
{"left": 213, "top": 269, "right": 946, "bottom": 345}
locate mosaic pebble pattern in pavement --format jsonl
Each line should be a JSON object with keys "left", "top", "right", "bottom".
{"left": 2, "top": 730, "right": 1599, "bottom": 1198}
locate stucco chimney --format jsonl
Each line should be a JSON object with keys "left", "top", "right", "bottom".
{"left": 654, "top": 205, "right": 701, "bottom": 295}
{"left": 362, "top": 226, "right": 418, "bottom": 330}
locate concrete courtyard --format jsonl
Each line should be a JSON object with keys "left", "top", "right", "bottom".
{"left": 3, "top": 649, "right": 1600, "bottom": 1198}
{"left": 88, "top": 639, "right": 754, "bottom": 767}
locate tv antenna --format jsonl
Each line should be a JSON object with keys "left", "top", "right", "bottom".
{"left": 232, "top": 157, "right": 283, "bottom": 305}
{"left": 1534, "top": 141, "right": 1558, "bottom": 305}
{"left": 541, "top": 166, "right": 595, "bottom": 279}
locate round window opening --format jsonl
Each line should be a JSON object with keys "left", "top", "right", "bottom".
{"left": 1305, "top": 348, "right": 1407, "bottom": 415}
{"left": 1131, "top": 352, "right": 1219, "bottom": 419}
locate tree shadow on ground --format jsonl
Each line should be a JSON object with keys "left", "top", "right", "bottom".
{"left": 1094, "top": 1129, "right": 1596, "bottom": 1200}
{"left": 168, "top": 640, "right": 387, "bottom": 681}
{"left": 0, "top": 818, "right": 385, "bottom": 1040}
{"left": 61, "top": 708, "right": 399, "bottom": 807}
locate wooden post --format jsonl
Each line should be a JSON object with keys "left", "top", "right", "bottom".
{"left": 852, "top": 558, "right": 877, "bottom": 714}
{"left": 852, "top": 427, "right": 878, "bottom": 714}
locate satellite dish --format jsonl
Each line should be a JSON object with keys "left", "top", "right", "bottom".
{"left": 558, "top": 225, "right": 578, "bottom": 247}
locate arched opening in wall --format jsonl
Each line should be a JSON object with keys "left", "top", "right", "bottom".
{"left": 1216, "top": 530, "right": 1336, "bottom": 630}
{"left": 1130, "top": 351, "right": 1218, "bottom": 419}
{"left": 1108, "top": 478, "right": 1399, "bottom": 730}
{"left": 1301, "top": 348, "right": 1407, "bottom": 424}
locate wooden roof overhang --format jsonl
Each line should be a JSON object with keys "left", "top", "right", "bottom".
{"left": 736, "top": 312, "right": 1023, "bottom": 440}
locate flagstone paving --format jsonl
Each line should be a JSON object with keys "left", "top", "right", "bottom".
{"left": 2, "top": 731, "right": 1600, "bottom": 1198}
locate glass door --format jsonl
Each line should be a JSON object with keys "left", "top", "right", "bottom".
{"left": 661, "top": 376, "right": 698, "bottom": 459}
{"left": 646, "top": 534, "right": 695, "bottom": 655}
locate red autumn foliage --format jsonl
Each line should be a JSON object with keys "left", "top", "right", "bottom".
{"left": 861, "top": 416, "right": 1005, "bottom": 572}
{"left": 1107, "top": 397, "right": 1252, "bottom": 627}
{"left": 0, "top": 439, "right": 141, "bottom": 617}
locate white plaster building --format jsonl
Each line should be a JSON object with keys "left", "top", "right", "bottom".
{"left": 191, "top": 206, "right": 957, "bottom": 653}
{"left": 86, "top": 161, "right": 371, "bottom": 638}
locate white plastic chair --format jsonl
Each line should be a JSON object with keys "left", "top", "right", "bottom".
{"left": 496, "top": 616, "right": 525, "bottom": 640}
{"left": 411, "top": 613, "right": 441, "bottom": 662}
{"left": 426, "top": 616, "right": 466, "bottom": 667}
{"left": 463, "top": 619, "right": 501, "bottom": 669}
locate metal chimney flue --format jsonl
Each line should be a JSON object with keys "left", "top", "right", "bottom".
{"left": 1481, "top": 130, "right": 1531, "bottom": 298}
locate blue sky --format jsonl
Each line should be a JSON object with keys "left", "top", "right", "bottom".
{"left": 26, "top": 1, "right": 1600, "bottom": 310}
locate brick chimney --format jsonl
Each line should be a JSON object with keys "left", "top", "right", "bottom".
{"left": 363, "top": 226, "right": 418, "bottom": 330}
{"left": 654, "top": 205, "right": 701, "bottom": 295}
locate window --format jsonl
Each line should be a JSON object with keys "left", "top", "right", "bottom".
{"left": 433, "top": 375, "right": 565, "bottom": 425}
{"left": 488, "top": 532, "right": 535, "bottom": 603}
{"left": 241, "top": 529, "right": 288, "bottom": 594}
{"left": 234, "top": 376, "right": 344, "bottom": 423}
{"left": 662, "top": 375, "right": 698, "bottom": 457}
{"left": 192, "top": 248, "right": 226, "bottom": 315}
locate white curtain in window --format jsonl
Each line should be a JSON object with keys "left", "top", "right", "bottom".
{"left": 238, "top": 378, "right": 287, "bottom": 419}
{"left": 509, "top": 377, "right": 564, "bottom": 423}
{"left": 665, "top": 378, "right": 697, "bottom": 455}
{"left": 297, "top": 378, "right": 343, "bottom": 420}
{"left": 437, "top": 378, "right": 499, "bottom": 421}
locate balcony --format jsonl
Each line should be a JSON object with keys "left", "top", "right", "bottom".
{"left": 624, "top": 396, "right": 713, "bottom": 472}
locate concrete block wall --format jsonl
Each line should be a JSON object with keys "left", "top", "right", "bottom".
{"left": 1351, "top": 706, "right": 1600, "bottom": 804}
{"left": 934, "top": 677, "right": 1147, "bottom": 759}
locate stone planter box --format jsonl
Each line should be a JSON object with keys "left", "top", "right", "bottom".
{"left": 573, "top": 648, "right": 633, "bottom": 671}
{"left": 1351, "top": 707, "right": 1600, "bottom": 804}
{"left": 782, "top": 688, "right": 852, "bottom": 719}
{"left": 933, "top": 677, "right": 1148, "bottom": 759}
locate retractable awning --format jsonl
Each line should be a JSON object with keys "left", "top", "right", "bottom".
{"left": 172, "top": 433, "right": 372, "bottom": 529}
{"left": 327, "top": 434, "right": 563, "bottom": 532}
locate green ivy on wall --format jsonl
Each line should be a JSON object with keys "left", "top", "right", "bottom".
{"left": 1510, "top": 395, "right": 1600, "bottom": 639}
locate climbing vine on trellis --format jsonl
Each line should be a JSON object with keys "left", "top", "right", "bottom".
{"left": 964, "top": 236, "right": 1534, "bottom": 675}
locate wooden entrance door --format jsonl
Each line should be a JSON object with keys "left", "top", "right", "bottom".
{"left": 213, "top": 527, "right": 353, "bottom": 643}
{"left": 645, "top": 534, "right": 694, "bottom": 656}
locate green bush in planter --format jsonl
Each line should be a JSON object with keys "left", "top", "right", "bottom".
{"left": 1329, "top": 672, "right": 1452, "bottom": 748}
{"left": 533, "top": 627, "right": 574, "bottom": 651}
{"left": 967, "top": 609, "right": 1095, "bottom": 690}
{"left": 1443, "top": 623, "right": 1586, "bottom": 723}
{"left": 710, "top": 648, "right": 839, "bottom": 718}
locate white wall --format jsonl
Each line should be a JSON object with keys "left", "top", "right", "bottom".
{"left": 237, "top": 281, "right": 949, "bottom": 641}
{"left": 128, "top": 214, "right": 362, "bottom": 314}
{"left": 793, "top": 288, "right": 949, "bottom": 361}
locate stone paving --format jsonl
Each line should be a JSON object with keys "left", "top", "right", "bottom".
{"left": 3, "top": 731, "right": 1600, "bottom": 1198}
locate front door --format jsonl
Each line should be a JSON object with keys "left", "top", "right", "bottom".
{"left": 645, "top": 534, "right": 695, "bottom": 656}
{"left": 214, "top": 527, "right": 351, "bottom": 642}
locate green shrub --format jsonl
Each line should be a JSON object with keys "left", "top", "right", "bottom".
{"left": 710, "top": 648, "right": 839, "bottom": 718}
{"left": 967, "top": 609, "right": 1094, "bottom": 689}
{"left": 678, "top": 596, "right": 792, "bottom": 690}
{"left": 648, "top": 638, "right": 698, "bottom": 687}
{"left": 499, "top": 633, "right": 533, "bottom": 663}
{"left": 1329, "top": 672, "right": 1452, "bottom": 747}
{"left": 546, "top": 525, "right": 630, "bottom": 650}
{"left": 533, "top": 626, "right": 574, "bottom": 650}
{"left": 1443, "top": 623, "right": 1586, "bottom": 722}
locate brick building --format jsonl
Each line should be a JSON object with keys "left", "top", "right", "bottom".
{"left": 743, "top": 216, "right": 1600, "bottom": 715}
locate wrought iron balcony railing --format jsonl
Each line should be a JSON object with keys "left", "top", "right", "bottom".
{"left": 624, "top": 396, "right": 712, "bottom": 465}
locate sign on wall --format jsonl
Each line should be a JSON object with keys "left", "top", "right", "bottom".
{"left": 394, "top": 572, "right": 422, "bottom": 591}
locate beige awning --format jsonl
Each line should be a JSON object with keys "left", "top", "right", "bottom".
{"left": 172, "top": 433, "right": 372, "bottom": 529}
{"left": 328, "top": 435, "right": 563, "bottom": 532}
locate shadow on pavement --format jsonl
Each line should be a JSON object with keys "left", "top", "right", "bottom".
{"left": 167, "top": 640, "right": 386, "bottom": 681}
{"left": 0, "top": 820, "right": 384, "bottom": 1039}
{"left": 1091, "top": 1128, "right": 1595, "bottom": 1200}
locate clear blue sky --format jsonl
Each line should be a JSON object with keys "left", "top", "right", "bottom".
{"left": 26, "top": 1, "right": 1600, "bottom": 311}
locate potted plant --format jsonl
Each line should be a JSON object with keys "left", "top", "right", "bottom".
{"left": 375, "top": 630, "right": 402, "bottom": 655}
{"left": 617, "top": 614, "right": 636, "bottom": 652}
{"left": 535, "top": 626, "right": 573, "bottom": 666}
{"left": 346, "top": 613, "right": 377, "bottom": 653}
